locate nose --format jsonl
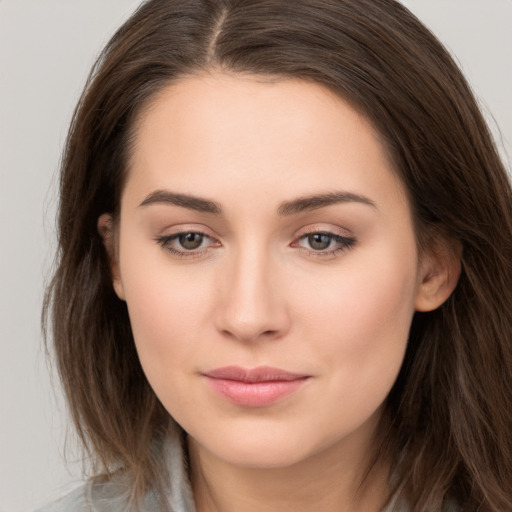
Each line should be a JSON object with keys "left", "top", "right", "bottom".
{"left": 214, "top": 246, "right": 291, "bottom": 343}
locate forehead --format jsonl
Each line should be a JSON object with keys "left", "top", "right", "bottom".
{"left": 125, "top": 73, "right": 407, "bottom": 215}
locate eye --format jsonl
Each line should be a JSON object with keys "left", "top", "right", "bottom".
{"left": 293, "top": 230, "right": 356, "bottom": 257}
{"left": 306, "top": 233, "right": 334, "bottom": 251}
{"left": 156, "top": 231, "right": 219, "bottom": 258}
{"left": 177, "top": 232, "right": 205, "bottom": 250}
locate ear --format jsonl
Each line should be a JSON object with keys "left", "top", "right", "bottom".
{"left": 414, "top": 237, "right": 462, "bottom": 312}
{"left": 97, "top": 213, "right": 125, "bottom": 300}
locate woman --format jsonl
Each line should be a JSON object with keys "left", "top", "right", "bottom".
{"left": 40, "top": 0, "right": 512, "bottom": 510}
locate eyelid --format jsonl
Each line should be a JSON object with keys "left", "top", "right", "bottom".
{"left": 154, "top": 224, "right": 356, "bottom": 259}
{"left": 292, "top": 224, "right": 355, "bottom": 241}
{"left": 155, "top": 222, "right": 217, "bottom": 237}
{"left": 155, "top": 225, "right": 221, "bottom": 259}
{"left": 293, "top": 223, "right": 356, "bottom": 245}
{"left": 291, "top": 225, "right": 357, "bottom": 258}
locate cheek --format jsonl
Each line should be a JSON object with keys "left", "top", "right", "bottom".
{"left": 293, "top": 241, "right": 418, "bottom": 390}
{"left": 282, "top": 249, "right": 418, "bottom": 442}
{"left": 117, "top": 238, "right": 215, "bottom": 376}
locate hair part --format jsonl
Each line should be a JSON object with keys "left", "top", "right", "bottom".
{"left": 44, "top": 1, "right": 512, "bottom": 510}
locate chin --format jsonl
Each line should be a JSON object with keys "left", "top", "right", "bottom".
{"left": 186, "top": 418, "right": 350, "bottom": 470}
{"left": 211, "top": 443, "right": 316, "bottom": 470}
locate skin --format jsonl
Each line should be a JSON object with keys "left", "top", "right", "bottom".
{"left": 100, "top": 73, "right": 459, "bottom": 512}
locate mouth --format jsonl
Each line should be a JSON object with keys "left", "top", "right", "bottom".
{"left": 202, "top": 366, "right": 310, "bottom": 407}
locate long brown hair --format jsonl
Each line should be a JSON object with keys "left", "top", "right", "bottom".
{"left": 44, "top": 0, "right": 512, "bottom": 510}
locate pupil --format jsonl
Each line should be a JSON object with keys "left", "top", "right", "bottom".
{"left": 179, "top": 233, "right": 203, "bottom": 250}
{"left": 309, "top": 233, "right": 331, "bottom": 250}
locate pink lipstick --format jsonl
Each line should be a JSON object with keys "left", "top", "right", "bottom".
{"left": 202, "top": 366, "right": 309, "bottom": 407}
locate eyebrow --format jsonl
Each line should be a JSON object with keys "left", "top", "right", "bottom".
{"left": 139, "top": 190, "right": 222, "bottom": 214}
{"left": 138, "top": 189, "right": 376, "bottom": 215}
{"left": 277, "top": 191, "right": 376, "bottom": 215}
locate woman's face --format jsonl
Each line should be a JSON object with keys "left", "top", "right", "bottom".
{"left": 108, "top": 73, "right": 436, "bottom": 469}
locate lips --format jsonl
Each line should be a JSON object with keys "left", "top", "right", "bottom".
{"left": 202, "top": 366, "right": 310, "bottom": 407}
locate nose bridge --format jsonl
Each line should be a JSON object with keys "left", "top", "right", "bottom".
{"left": 215, "top": 239, "right": 289, "bottom": 342}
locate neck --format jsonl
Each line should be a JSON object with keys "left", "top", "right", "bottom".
{"left": 188, "top": 434, "right": 390, "bottom": 512}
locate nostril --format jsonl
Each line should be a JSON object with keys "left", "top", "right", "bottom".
{"left": 219, "top": 327, "right": 281, "bottom": 343}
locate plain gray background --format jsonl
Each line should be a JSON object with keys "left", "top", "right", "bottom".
{"left": 0, "top": 1, "right": 511, "bottom": 511}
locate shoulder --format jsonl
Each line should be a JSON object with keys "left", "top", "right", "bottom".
{"left": 33, "top": 483, "right": 91, "bottom": 512}
{"left": 33, "top": 473, "right": 149, "bottom": 512}
{"left": 33, "top": 467, "right": 190, "bottom": 512}
{"left": 34, "top": 427, "right": 194, "bottom": 512}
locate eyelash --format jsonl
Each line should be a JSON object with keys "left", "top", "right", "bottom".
{"left": 293, "top": 230, "right": 356, "bottom": 257}
{"left": 155, "top": 230, "right": 356, "bottom": 259}
{"left": 155, "top": 232, "right": 214, "bottom": 259}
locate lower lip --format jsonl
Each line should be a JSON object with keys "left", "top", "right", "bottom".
{"left": 205, "top": 377, "right": 309, "bottom": 407}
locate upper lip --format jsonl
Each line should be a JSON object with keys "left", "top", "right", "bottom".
{"left": 203, "top": 366, "right": 309, "bottom": 383}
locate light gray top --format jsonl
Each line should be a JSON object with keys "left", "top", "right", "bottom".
{"left": 35, "top": 426, "right": 446, "bottom": 512}
{"left": 35, "top": 426, "right": 195, "bottom": 512}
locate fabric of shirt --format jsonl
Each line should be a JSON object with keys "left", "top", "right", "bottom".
{"left": 35, "top": 426, "right": 195, "bottom": 512}
{"left": 35, "top": 426, "right": 452, "bottom": 512}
